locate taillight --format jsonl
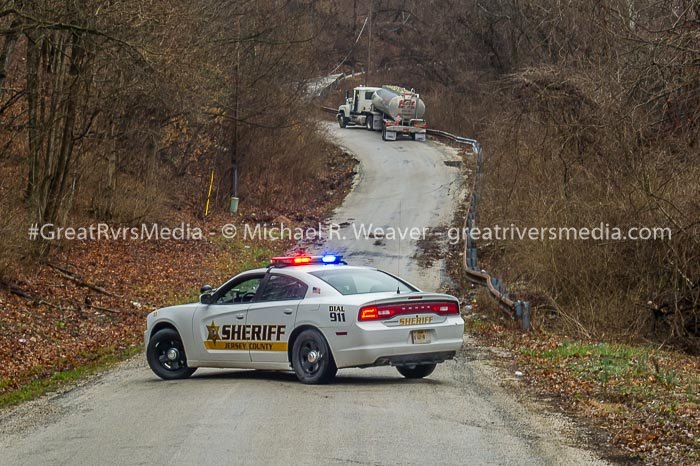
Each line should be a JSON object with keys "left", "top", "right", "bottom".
{"left": 358, "top": 301, "right": 459, "bottom": 321}
{"left": 359, "top": 307, "right": 378, "bottom": 320}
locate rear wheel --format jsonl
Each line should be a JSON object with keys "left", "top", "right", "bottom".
{"left": 365, "top": 115, "right": 373, "bottom": 131}
{"left": 292, "top": 329, "right": 337, "bottom": 384}
{"left": 397, "top": 363, "right": 436, "bottom": 379}
{"left": 381, "top": 126, "right": 388, "bottom": 141}
{"left": 147, "top": 328, "right": 196, "bottom": 380}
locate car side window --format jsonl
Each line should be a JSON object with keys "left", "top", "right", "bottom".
{"left": 216, "top": 277, "right": 262, "bottom": 305}
{"left": 258, "top": 275, "right": 308, "bottom": 302}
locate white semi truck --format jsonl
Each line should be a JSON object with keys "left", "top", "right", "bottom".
{"left": 337, "top": 85, "right": 427, "bottom": 141}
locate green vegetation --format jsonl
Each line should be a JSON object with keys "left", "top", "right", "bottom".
{"left": 521, "top": 340, "right": 698, "bottom": 402}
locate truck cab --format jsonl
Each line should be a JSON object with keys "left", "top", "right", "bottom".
{"left": 337, "top": 86, "right": 381, "bottom": 129}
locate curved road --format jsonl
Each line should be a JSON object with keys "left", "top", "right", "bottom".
{"left": 311, "top": 123, "right": 463, "bottom": 291}
{"left": 0, "top": 124, "right": 603, "bottom": 465}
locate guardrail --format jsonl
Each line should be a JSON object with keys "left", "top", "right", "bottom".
{"left": 318, "top": 107, "right": 531, "bottom": 329}
{"left": 427, "top": 129, "right": 531, "bottom": 330}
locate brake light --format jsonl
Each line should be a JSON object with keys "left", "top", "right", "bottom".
{"left": 359, "top": 307, "right": 378, "bottom": 320}
{"left": 358, "top": 301, "right": 459, "bottom": 321}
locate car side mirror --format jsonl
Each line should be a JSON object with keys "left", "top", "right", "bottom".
{"left": 200, "top": 284, "right": 213, "bottom": 294}
{"left": 200, "top": 291, "right": 215, "bottom": 305}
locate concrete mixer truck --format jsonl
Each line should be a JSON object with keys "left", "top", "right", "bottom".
{"left": 336, "top": 85, "right": 427, "bottom": 141}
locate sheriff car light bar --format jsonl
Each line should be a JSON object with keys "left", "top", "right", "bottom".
{"left": 269, "top": 255, "right": 344, "bottom": 266}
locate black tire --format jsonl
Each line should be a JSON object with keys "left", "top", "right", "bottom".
{"left": 292, "top": 329, "right": 337, "bottom": 384}
{"left": 396, "top": 363, "right": 437, "bottom": 379}
{"left": 365, "top": 115, "right": 373, "bottom": 131}
{"left": 147, "top": 328, "right": 197, "bottom": 380}
{"left": 338, "top": 113, "right": 347, "bottom": 128}
{"left": 381, "top": 126, "right": 388, "bottom": 141}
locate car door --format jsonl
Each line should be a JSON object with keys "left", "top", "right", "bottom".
{"left": 246, "top": 273, "right": 308, "bottom": 363}
{"left": 192, "top": 273, "right": 264, "bottom": 364}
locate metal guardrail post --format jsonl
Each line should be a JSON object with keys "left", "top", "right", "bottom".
{"left": 522, "top": 302, "right": 531, "bottom": 330}
{"left": 467, "top": 248, "right": 477, "bottom": 270}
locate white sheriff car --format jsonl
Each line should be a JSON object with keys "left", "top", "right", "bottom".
{"left": 145, "top": 255, "right": 465, "bottom": 384}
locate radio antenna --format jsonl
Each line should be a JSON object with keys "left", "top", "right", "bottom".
{"left": 397, "top": 199, "right": 401, "bottom": 276}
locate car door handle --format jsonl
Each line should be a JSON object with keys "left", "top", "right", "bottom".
{"left": 283, "top": 309, "right": 293, "bottom": 315}
{"left": 235, "top": 314, "right": 245, "bottom": 320}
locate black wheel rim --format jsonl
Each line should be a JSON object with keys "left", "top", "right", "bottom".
{"left": 298, "top": 339, "right": 323, "bottom": 377}
{"left": 155, "top": 337, "right": 186, "bottom": 371}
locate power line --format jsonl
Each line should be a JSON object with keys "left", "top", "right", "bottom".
{"left": 328, "top": 16, "right": 369, "bottom": 76}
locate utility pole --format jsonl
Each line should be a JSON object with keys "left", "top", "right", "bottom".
{"left": 367, "top": 0, "right": 372, "bottom": 84}
{"left": 232, "top": 15, "right": 241, "bottom": 200}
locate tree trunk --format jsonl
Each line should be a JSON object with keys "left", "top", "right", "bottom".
{"left": 44, "top": 32, "right": 87, "bottom": 225}
{"left": 0, "top": 21, "right": 20, "bottom": 102}
{"left": 24, "top": 31, "right": 41, "bottom": 204}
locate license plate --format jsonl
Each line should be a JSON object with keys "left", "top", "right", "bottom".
{"left": 412, "top": 330, "right": 430, "bottom": 344}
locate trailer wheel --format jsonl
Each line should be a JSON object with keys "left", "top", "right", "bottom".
{"left": 338, "top": 113, "right": 347, "bottom": 128}
{"left": 365, "top": 115, "right": 373, "bottom": 131}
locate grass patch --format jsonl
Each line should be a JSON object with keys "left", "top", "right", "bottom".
{"left": 464, "top": 317, "right": 489, "bottom": 333}
{"left": 0, "top": 345, "right": 142, "bottom": 410}
{"left": 532, "top": 341, "right": 695, "bottom": 390}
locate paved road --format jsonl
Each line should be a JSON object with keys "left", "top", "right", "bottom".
{"left": 0, "top": 124, "right": 603, "bottom": 465}
{"left": 311, "top": 123, "right": 463, "bottom": 292}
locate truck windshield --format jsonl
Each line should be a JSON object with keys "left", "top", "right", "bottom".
{"left": 310, "top": 269, "right": 417, "bottom": 295}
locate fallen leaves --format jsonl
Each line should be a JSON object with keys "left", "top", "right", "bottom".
{"left": 0, "top": 143, "right": 356, "bottom": 407}
{"left": 464, "top": 316, "right": 700, "bottom": 465}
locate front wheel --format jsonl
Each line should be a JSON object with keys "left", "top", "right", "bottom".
{"left": 147, "top": 328, "right": 197, "bottom": 380}
{"left": 397, "top": 363, "right": 436, "bottom": 379}
{"left": 338, "top": 113, "right": 347, "bottom": 128}
{"left": 292, "top": 329, "right": 337, "bottom": 384}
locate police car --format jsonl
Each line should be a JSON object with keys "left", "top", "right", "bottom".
{"left": 145, "top": 255, "right": 465, "bottom": 384}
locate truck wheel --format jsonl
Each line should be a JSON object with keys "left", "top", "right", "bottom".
{"left": 381, "top": 127, "right": 387, "bottom": 141}
{"left": 365, "top": 115, "right": 373, "bottom": 131}
{"left": 338, "top": 113, "right": 347, "bottom": 128}
{"left": 147, "top": 328, "right": 197, "bottom": 380}
{"left": 397, "top": 363, "right": 436, "bottom": 379}
{"left": 292, "top": 329, "right": 337, "bottom": 384}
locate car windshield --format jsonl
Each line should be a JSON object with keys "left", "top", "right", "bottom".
{"left": 310, "top": 269, "right": 417, "bottom": 295}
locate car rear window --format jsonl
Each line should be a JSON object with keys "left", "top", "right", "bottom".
{"left": 310, "top": 269, "right": 417, "bottom": 295}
